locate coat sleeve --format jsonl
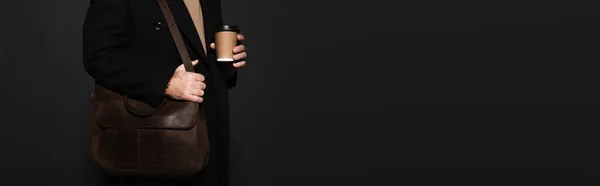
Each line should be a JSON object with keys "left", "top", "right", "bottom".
{"left": 82, "top": 0, "right": 176, "bottom": 107}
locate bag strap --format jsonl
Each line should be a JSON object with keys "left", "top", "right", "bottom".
{"left": 157, "top": 0, "right": 196, "bottom": 72}
{"left": 158, "top": 1, "right": 209, "bottom": 170}
{"left": 121, "top": 0, "right": 197, "bottom": 116}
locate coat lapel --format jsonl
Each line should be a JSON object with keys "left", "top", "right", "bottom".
{"left": 166, "top": 0, "right": 208, "bottom": 62}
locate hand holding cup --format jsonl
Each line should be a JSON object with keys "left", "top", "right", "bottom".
{"left": 211, "top": 25, "right": 247, "bottom": 68}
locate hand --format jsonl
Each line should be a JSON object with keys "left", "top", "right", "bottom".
{"left": 165, "top": 60, "right": 206, "bottom": 103}
{"left": 211, "top": 33, "right": 247, "bottom": 68}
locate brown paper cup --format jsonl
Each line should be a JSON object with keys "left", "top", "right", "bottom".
{"left": 215, "top": 25, "right": 240, "bottom": 62}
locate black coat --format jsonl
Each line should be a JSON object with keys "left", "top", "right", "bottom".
{"left": 82, "top": 0, "right": 236, "bottom": 185}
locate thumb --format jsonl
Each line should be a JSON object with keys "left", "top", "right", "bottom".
{"left": 177, "top": 60, "right": 199, "bottom": 71}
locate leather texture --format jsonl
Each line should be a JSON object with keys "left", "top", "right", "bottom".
{"left": 90, "top": 0, "right": 209, "bottom": 179}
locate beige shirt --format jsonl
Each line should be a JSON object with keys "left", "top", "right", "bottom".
{"left": 183, "top": 0, "right": 207, "bottom": 54}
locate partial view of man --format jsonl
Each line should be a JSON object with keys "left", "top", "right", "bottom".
{"left": 82, "top": 0, "right": 247, "bottom": 185}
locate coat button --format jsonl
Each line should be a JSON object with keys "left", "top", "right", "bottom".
{"left": 155, "top": 22, "right": 162, "bottom": 31}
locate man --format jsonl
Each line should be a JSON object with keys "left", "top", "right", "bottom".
{"left": 82, "top": 0, "right": 247, "bottom": 185}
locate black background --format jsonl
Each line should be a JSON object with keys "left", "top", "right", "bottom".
{"left": 2, "top": 0, "right": 600, "bottom": 185}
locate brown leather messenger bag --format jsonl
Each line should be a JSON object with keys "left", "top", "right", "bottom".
{"left": 90, "top": 0, "right": 209, "bottom": 178}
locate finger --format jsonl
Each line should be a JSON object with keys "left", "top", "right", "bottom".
{"left": 233, "top": 52, "right": 247, "bottom": 61}
{"left": 193, "top": 96, "right": 204, "bottom": 103}
{"left": 233, "top": 45, "right": 246, "bottom": 53}
{"left": 237, "top": 34, "right": 245, "bottom": 41}
{"left": 186, "top": 72, "right": 196, "bottom": 81}
{"left": 210, "top": 43, "right": 215, "bottom": 49}
{"left": 186, "top": 94, "right": 203, "bottom": 103}
{"left": 233, "top": 61, "right": 246, "bottom": 68}
{"left": 190, "top": 81, "right": 206, "bottom": 90}
{"left": 197, "top": 82, "right": 207, "bottom": 89}
{"left": 189, "top": 82, "right": 204, "bottom": 90}
{"left": 191, "top": 60, "right": 199, "bottom": 66}
{"left": 192, "top": 73, "right": 205, "bottom": 82}
{"left": 191, "top": 89, "right": 205, "bottom": 96}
